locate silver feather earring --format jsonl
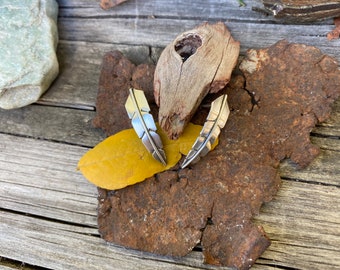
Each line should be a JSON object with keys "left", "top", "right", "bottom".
{"left": 125, "top": 88, "right": 167, "bottom": 166}
{"left": 181, "top": 94, "right": 230, "bottom": 169}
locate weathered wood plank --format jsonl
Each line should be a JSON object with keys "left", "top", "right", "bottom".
{"left": 51, "top": 12, "right": 340, "bottom": 117}
{"left": 0, "top": 133, "right": 339, "bottom": 269}
{"left": 39, "top": 40, "right": 340, "bottom": 139}
{"left": 0, "top": 105, "right": 105, "bottom": 147}
{"left": 56, "top": 0, "right": 334, "bottom": 25}
{"left": 47, "top": 2, "right": 340, "bottom": 120}
{"left": 40, "top": 41, "right": 154, "bottom": 109}
{"left": 279, "top": 146, "right": 340, "bottom": 186}
{"left": 0, "top": 1, "right": 339, "bottom": 269}
{"left": 253, "top": 180, "right": 340, "bottom": 269}
{"left": 0, "top": 133, "right": 97, "bottom": 226}
{"left": 57, "top": 0, "right": 266, "bottom": 22}
{"left": 0, "top": 211, "right": 221, "bottom": 270}
{"left": 57, "top": 17, "right": 340, "bottom": 61}
{"left": 311, "top": 136, "right": 340, "bottom": 151}
{"left": 313, "top": 99, "right": 340, "bottom": 137}
{"left": 0, "top": 133, "right": 338, "bottom": 223}
{"left": 0, "top": 102, "right": 338, "bottom": 199}
{"left": 0, "top": 264, "right": 23, "bottom": 270}
{"left": 0, "top": 106, "right": 339, "bottom": 186}
{"left": 57, "top": 0, "right": 96, "bottom": 7}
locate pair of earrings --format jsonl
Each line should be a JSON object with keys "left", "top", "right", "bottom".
{"left": 125, "top": 88, "right": 230, "bottom": 169}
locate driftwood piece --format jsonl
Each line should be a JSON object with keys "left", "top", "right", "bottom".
{"left": 154, "top": 22, "right": 240, "bottom": 139}
{"left": 95, "top": 40, "right": 340, "bottom": 270}
{"left": 262, "top": 0, "right": 340, "bottom": 22}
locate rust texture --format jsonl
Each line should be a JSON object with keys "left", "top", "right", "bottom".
{"left": 327, "top": 17, "right": 340, "bottom": 40}
{"left": 95, "top": 40, "right": 340, "bottom": 270}
{"left": 92, "top": 51, "right": 156, "bottom": 135}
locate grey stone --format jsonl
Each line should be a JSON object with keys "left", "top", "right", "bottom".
{"left": 0, "top": 0, "right": 59, "bottom": 109}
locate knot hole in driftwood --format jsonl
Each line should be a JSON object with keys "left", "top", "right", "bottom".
{"left": 174, "top": 34, "right": 202, "bottom": 62}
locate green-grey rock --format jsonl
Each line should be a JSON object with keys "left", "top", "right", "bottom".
{"left": 0, "top": 0, "right": 59, "bottom": 109}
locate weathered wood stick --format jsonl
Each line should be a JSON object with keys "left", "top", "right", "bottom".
{"left": 262, "top": 0, "right": 340, "bottom": 22}
{"left": 154, "top": 22, "right": 240, "bottom": 140}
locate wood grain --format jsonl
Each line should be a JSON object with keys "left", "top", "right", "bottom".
{"left": 0, "top": 105, "right": 105, "bottom": 146}
{"left": 154, "top": 22, "right": 239, "bottom": 138}
{"left": 56, "top": 0, "right": 340, "bottom": 64}
{"left": 254, "top": 181, "right": 340, "bottom": 269}
{"left": 38, "top": 42, "right": 340, "bottom": 136}
{"left": 262, "top": 0, "right": 340, "bottom": 22}
{"left": 280, "top": 147, "right": 340, "bottom": 186}
{"left": 0, "top": 211, "right": 214, "bottom": 270}
{"left": 0, "top": 0, "right": 339, "bottom": 269}
{"left": 57, "top": 0, "right": 337, "bottom": 24}
{"left": 57, "top": 17, "right": 340, "bottom": 58}
{"left": 0, "top": 133, "right": 338, "bottom": 269}
{"left": 40, "top": 41, "right": 154, "bottom": 109}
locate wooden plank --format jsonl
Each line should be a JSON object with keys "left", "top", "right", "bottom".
{"left": 0, "top": 105, "right": 105, "bottom": 147}
{"left": 57, "top": 0, "right": 267, "bottom": 22}
{"left": 0, "top": 133, "right": 98, "bottom": 226}
{"left": 44, "top": 4, "right": 340, "bottom": 116}
{"left": 38, "top": 41, "right": 340, "bottom": 139}
{"left": 0, "top": 133, "right": 339, "bottom": 269}
{"left": 0, "top": 2, "right": 338, "bottom": 269}
{"left": 253, "top": 180, "right": 340, "bottom": 269}
{"left": 2, "top": 203, "right": 338, "bottom": 270}
{"left": 40, "top": 41, "right": 154, "bottom": 109}
{"left": 311, "top": 136, "right": 340, "bottom": 151}
{"left": 56, "top": 0, "right": 334, "bottom": 25}
{"left": 0, "top": 106, "right": 339, "bottom": 186}
{"left": 44, "top": 49, "right": 340, "bottom": 137}
{"left": 0, "top": 133, "right": 338, "bottom": 222}
{"left": 313, "top": 99, "right": 340, "bottom": 137}
{"left": 0, "top": 211, "right": 220, "bottom": 270}
{"left": 314, "top": 125, "right": 340, "bottom": 137}
{"left": 279, "top": 145, "right": 340, "bottom": 186}
{"left": 0, "top": 264, "right": 24, "bottom": 270}
{"left": 43, "top": 40, "right": 340, "bottom": 116}
{"left": 57, "top": 0, "right": 96, "bottom": 7}
{"left": 57, "top": 17, "right": 340, "bottom": 61}
{"left": 51, "top": 14, "right": 340, "bottom": 112}
{"left": 0, "top": 105, "right": 338, "bottom": 185}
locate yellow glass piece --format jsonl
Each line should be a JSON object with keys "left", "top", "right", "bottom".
{"left": 78, "top": 123, "right": 218, "bottom": 190}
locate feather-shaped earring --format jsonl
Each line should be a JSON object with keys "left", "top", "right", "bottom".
{"left": 181, "top": 94, "right": 230, "bottom": 168}
{"left": 125, "top": 88, "right": 167, "bottom": 166}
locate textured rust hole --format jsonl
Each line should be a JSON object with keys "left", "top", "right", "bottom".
{"left": 174, "top": 34, "right": 202, "bottom": 62}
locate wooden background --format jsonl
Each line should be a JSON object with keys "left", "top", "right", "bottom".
{"left": 0, "top": 0, "right": 339, "bottom": 269}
